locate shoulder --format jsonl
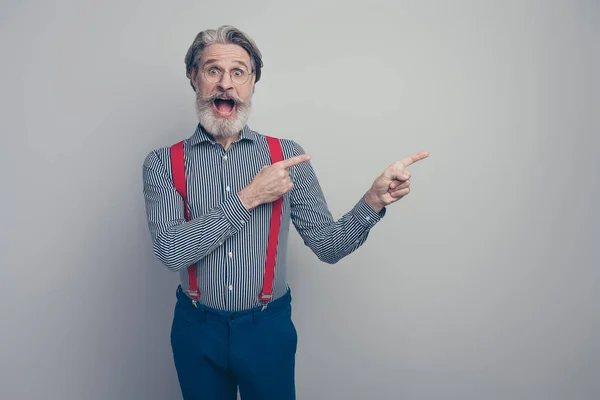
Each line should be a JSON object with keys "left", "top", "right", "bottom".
{"left": 141, "top": 141, "right": 183, "bottom": 182}
{"left": 143, "top": 145, "right": 172, "bottom": 169}
{"left": 249, "top": 128, "right": 307, "bottom": 159}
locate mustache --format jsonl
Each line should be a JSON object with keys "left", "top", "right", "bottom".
{"left": 197, "top": 91, "right": 247, "bottom": 105}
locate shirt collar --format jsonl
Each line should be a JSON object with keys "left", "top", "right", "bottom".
{"left": 188, "top": 124, "right": 257, "bottom": 146}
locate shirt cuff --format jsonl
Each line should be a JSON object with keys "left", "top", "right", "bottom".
{"left": 352, "top": 196, "right": 386, "bottom": 228}
{"left": 221, "top": 193, "right": 252, "bottom": 232}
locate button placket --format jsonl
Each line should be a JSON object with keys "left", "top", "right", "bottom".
{"left": 222, "top": 148, "right": 232, "bottom": 196}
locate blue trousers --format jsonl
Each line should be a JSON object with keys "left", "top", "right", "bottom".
{"left": 170, "top": 285, "right": 297, "bottom": 399}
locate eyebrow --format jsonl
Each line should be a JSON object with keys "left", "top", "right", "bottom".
{"left": 202, "top": 59, "right": 250, "bottom": 70}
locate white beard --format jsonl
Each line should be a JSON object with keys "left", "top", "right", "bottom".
{"left": 195, "top": 92, "right": 252, "bottom": 138}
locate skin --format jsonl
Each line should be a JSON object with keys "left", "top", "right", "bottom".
{"left": 190, "top": 43, "right": 256, "bottom": 151}
{"left": 190, "top": 43, "right": 430, "bottom": 213}
{"left": 363, "top": 151, "right": 430, "bottom": 212}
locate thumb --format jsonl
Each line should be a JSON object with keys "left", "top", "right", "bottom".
{"left": 389, "top": 180, "right": 401, "bottom": 190}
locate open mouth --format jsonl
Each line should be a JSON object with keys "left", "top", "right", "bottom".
{"left": 213, "top": 98, "right": 236, "bottom": 118}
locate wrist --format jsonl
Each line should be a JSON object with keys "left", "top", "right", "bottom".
{"left": 364, "top": 190, "right": 384, "bottom": 213}
{"left": 238, "top": 187, "right": 260, "bottom": 211}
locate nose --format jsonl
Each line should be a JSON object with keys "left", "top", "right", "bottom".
{"left": 217, "top": 72, "right": 234, "bottom": 91}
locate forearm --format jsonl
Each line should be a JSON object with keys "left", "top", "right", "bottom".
{"left": 143, "top": 149, "right": 252, "bottom": 271}
{"left": 151, "top": 194, "right": 250, "bottom": 271}
{"left": 296, "top": 196, "right": 384, "bottom": 264}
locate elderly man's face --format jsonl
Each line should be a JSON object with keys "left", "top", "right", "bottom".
{"left": 192, "top": 44, "right": 255, "bottom": 138}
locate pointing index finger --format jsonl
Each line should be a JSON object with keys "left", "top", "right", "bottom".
{"left": 275, "top": 154, "right": 311, "bottom": 169}
{"left": 399, "top": 151, "right": 430, "bottom": 168}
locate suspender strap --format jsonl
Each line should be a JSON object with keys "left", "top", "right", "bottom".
{"left": 170, "top": 136, "right": 284, "bottom": 305}
{"left": 170, "top": 140, "right": 199, "bottom": 299}
{"left": 259, "top": 136, "right": 284, "bottom": 304}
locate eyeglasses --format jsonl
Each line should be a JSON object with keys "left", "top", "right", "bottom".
{"left": 202, "top": 66, "right": 254, "bottom": 85}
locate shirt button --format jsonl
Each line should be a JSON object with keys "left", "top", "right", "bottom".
{"left": 228, "top": 251, "right": 233, "bottom": 258}
{"left": 226, "top": 186, "right": 231, "bottom": 192}
{"left": 240, "top": 220, "right": 245, "bottom": 225}
{"left": 228, "top": 285, "right": 233, "bottom": 291}
{"left": 365, "top": 216, "right": 371, "bottom": 221}
{"left": 223, "top": 155, "right": 228, "bottom": 161}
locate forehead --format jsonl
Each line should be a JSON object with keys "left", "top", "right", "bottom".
{"left": 200, "top": 44, "right": 251, "bottom": 67}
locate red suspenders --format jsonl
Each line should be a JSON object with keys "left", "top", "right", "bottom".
{"left": 260, "top": 136, "right": 284, "bottom": 303}
{"left": 170, "top": 137, "right": 284, "bottom": 307}
{"left": 169, "top": 141, "right": 199, "bottom": 298}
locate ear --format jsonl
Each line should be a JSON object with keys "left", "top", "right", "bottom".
{"left": 190, "top": 68, "right": 199, "bottom": 91}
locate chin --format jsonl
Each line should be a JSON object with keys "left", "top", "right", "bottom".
{"left": 195, "top": 100, "right": 252, "bottom": 139}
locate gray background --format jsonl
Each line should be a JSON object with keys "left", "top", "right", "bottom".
{"left": 1, "top": 0, "right": 598, "bottom": 399}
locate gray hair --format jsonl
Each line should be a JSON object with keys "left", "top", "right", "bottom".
{"left": 184, "top": 25, "right": 263, "bottom": 91}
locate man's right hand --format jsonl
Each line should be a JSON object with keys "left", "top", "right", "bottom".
{"left": 238, "top": 154, "right": 311, "bottom": 211}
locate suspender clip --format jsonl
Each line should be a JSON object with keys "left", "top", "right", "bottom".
{"left": 187, "top": 290, "right": 199, "bottom": 308}
{"left": 259, "top": 293, "right": 273, "bottom": 311}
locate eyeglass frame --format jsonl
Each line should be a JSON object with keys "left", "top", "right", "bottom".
{"left": 200, "top": 65, "right": 255, "bottom": 85}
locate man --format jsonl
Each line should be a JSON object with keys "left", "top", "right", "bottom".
{"left": 142, "top": 25, "right": 429, "bottom": 400}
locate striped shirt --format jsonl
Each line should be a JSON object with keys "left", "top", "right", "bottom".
{"left": 142, "top": 124, "right": 386, "bottom": 311}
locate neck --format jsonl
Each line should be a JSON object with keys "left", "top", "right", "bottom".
{"left": 200, "top": 124, "right": 242, "bottom": 151}
{"left": 215, "top": 133, "right": 240, "bottom": 151}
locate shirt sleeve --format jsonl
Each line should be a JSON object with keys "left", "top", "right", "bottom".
{"left": 142, "top": 149, "right": 251, "bottom": 271}
{"left": 288, "top": 141, "right": 385, "bottom": 264}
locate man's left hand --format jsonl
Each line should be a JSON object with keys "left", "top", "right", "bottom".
{"left": 364, "top": 151, "right": 430, "bottom": 212}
